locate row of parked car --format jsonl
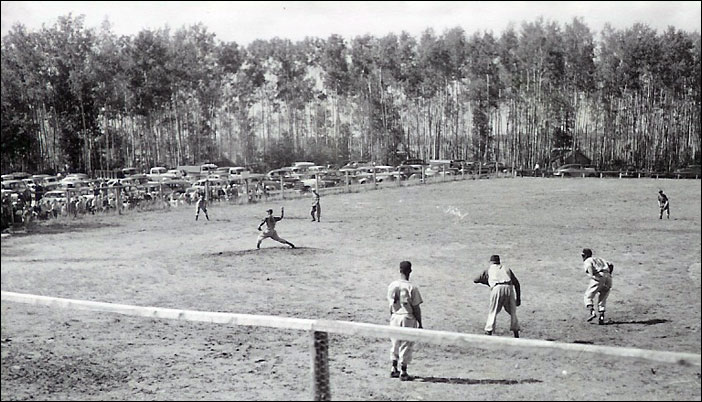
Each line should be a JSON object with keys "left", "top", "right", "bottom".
{"left": 4, "top": 160, "right": 698, "bottom": 204}
{"left": 524, "top": 164, "right": 702, "bottom": 178}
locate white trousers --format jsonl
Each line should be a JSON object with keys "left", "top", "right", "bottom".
{"left": 485, "top": 284, "right": 519, "bottom": 332}
{"left": 584, "top": 274, "right": 612, "bottom": 312}
{"left": 390, "top": 314, "right": 418, "bottom": 365}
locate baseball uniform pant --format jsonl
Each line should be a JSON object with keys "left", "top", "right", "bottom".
{"left": 485, "top": 284, "right": 519, "bottom": 332}
{"left": 584, "top": 275, "right": 612, "bottom": 312}
{"left": 389, "top": 314, "right": 418, "bottom": 365}
{"left": 257, "top": 230, "right": 289, "bottom": 245}
{"left": 660, "top": 205, "right": 670, "bottom": 218}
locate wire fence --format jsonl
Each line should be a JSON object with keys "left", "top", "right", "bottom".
{"left": 4, "top": 165, "right": 698, "bottom": 231}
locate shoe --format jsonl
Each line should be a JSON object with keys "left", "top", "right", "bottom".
{"left": 598, "top": 313, "right": 605, "bottom": 325}
{"left": 390, "top": 369, "right": 400, "bottom": 378}
{"left": 484, "top": 330, "right": 492, "bottom": 335}
{"left": 513, "top": 331, "right": 519, "bottom": 338}
{"left": 400, "top": 372, "right": 413, "bottom": 381}
{"left": 587, "top": 310, "right": 597, "bottom": 322}
{"left": 311, "top": 219, "right": 316, "bottom": 221}
{"left": 290, "top": 244, "right": 296, "bottom": 249}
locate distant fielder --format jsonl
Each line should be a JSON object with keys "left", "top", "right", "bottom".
{"left": 195, "top": 191, "right": 209, "bottom": 221}
{"left": 474, "top": 255, "right": 521, "bottom": 338}
{"left": 658, "top": 190, "right": 670, "bottom": 219}
{"left": 581, "top": 248, "right": 614, "bottom": 325}
{"left": 257, "top": 207, "right": 295, "bottom": 249}
{"left": 387, "top": 261, "right": 423, "bottom": 381}
{"left": 310, "top": 189, "right": 321, "bottom": 222}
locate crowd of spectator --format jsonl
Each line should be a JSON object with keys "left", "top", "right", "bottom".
{"left": 1, "top": 178, "right": 273, "bottom": 231}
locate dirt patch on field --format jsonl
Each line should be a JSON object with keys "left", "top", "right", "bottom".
{"left": 2, "top": 178, "right": 701, "bottom": 400}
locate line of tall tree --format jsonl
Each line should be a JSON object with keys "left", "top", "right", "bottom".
{"left": 2, "top": 14, "right": 700, "bottom": 174}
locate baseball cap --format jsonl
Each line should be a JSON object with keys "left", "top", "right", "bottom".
{"left": 489, "top": 255, "right": 501, "bottom": 264}
{"left": 658, "top": 189, "right": 663, "bottom": 193}
{"left": 581, "top": 248, "right": 593, "bottom": 258}
{"left": 399, "top": 261, "right": 412, "bottom": 273}
{"left": 266, "top": 209, "right": 273, "bottom": 213}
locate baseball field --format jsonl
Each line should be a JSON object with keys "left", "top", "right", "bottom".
{"left": 1, "top": 177, "right": 700, "bottom": 400}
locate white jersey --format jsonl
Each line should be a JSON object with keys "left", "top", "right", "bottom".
{"left": 387, "top": 279, "right": 423, "bottom": 318}
{"left": 584, "top": 257, "right": 612, "bottom": 277}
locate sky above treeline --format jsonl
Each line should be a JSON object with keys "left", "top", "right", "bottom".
{"left": 1, "top": 1, "right": 701, "bottom": 44}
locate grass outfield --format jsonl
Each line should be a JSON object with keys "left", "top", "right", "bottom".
{"left": 1, "top": 177, "right": 700, "bottom": 400}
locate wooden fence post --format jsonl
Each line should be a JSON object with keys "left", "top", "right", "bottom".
{"left": 116, "top": 186, "right": 122, "bottom": 215}
{"left": 311, "top": 331, "right": 331, "bottom": 401}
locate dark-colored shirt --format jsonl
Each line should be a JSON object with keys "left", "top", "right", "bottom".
{"left": 658, "top": 193, "right": 669, "bottom": 206}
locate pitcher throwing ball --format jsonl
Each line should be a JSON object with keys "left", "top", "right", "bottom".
{"left": 257, "top": 207, "right": 295, "bottom": 249}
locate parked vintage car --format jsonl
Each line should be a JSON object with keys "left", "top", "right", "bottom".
{"left": 39, "top": 176, "right": 60, "bottom": 190}
{"left": 618, "top": 165, "right": 639, "bottom": 178}
{"left": 552, "top": 164, "right": 598, "bottom": 177}
{"left": 41, "top": 190, "right": 68, "bottom": 203}
{"left": 1, "top": 179, "right": 31, "bottom": 199}
{"left": 674, "top": 165, "right": 701, "bottom": 179}
{"left": 396, "top": 165, "right": 424, "bottom": 180}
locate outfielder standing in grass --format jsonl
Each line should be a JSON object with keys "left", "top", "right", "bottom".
{"left": 581, "top": 248, "right": 614, "bottom": 325}
{"left": 473, "top": 255, "right": 521, "bottom": 338}
{"left": 257, "top": 207, "right": 295, "bottom": 249}
{"left": 387, "top": 261, "right": 423, "bottom": 381}
{"left": 195, "top": 191, "right": 209, "bottom": 221}
{"left": 310, "top": 189, "right": 321, "bottom": 222}
{"left": 658, "top": 190, "right": 670, "bottom": 219}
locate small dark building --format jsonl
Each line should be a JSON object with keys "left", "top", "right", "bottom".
{"left": 549, "top": 148, "right": 592, "bottom": 168}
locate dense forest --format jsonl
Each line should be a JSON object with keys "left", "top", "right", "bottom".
{"left": 1, "top": 14, "right": 700, "bottom": 174}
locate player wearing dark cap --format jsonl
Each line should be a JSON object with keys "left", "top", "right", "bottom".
{"left": 256, "top": 207, "right": 295, "bottom": 249}
{"left": 387, "top": 261, "right": 423, "bottom": 381}
{"left": 195, "top": 191, "right": 209, "bottom": 221}
{"left": 658, "top": 190, "right": 670, "bottom": 219}
{"left": 473, "top": 255, "right": 521, "bottom": 338}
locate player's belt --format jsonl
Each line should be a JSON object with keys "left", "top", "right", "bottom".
{"left": 493, "top": 282, "right": 511, "bottom": 286}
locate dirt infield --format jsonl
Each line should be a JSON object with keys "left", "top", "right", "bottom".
{"left": 2, "top": 178, "right": 700, "bottom": 400}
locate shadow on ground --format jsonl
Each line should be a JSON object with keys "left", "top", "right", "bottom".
{"left": 606, "top": 318, "right": 669, "bottom": 326}
{"left": 9, "top": 221, "right": 120, "bottom": 236}
{"left": 414, "top": 376, "right": 542, "bottom": 385}
{"left": 207, "top": 247, "right": 333, "bottom": 257}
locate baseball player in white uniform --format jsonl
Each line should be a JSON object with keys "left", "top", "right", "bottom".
{"left": 474, "top": 255, "right": 521, "bottom": 338}
{"left": 581, "top": 248, "right": 614, "bottom": 325}
{"left": 257, "top": 207, "right": 295, "bottom": 249}
{"left": 387, "top": 261, "right": 423, "bottom": 381}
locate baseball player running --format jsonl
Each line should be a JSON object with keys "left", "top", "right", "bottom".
{"left": 658, "top": 190, "right": 670, "bottom": 219}
{"left": 473, "top": 255, "right": 521, "bottom": 338}
{"left": 256, "top": 207, "right": 295, "bottom": 249}
{"left": 310, "top": 189, "right": 321, "bottom": 222}
{"left": 195, "top": 191, "right": 209, "bottom": 221}
{"left": 387, "top": 261, "right": 423, "bottom": 381}
{"left": 581, "top": 248, "right": 614, "bottom": 325}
